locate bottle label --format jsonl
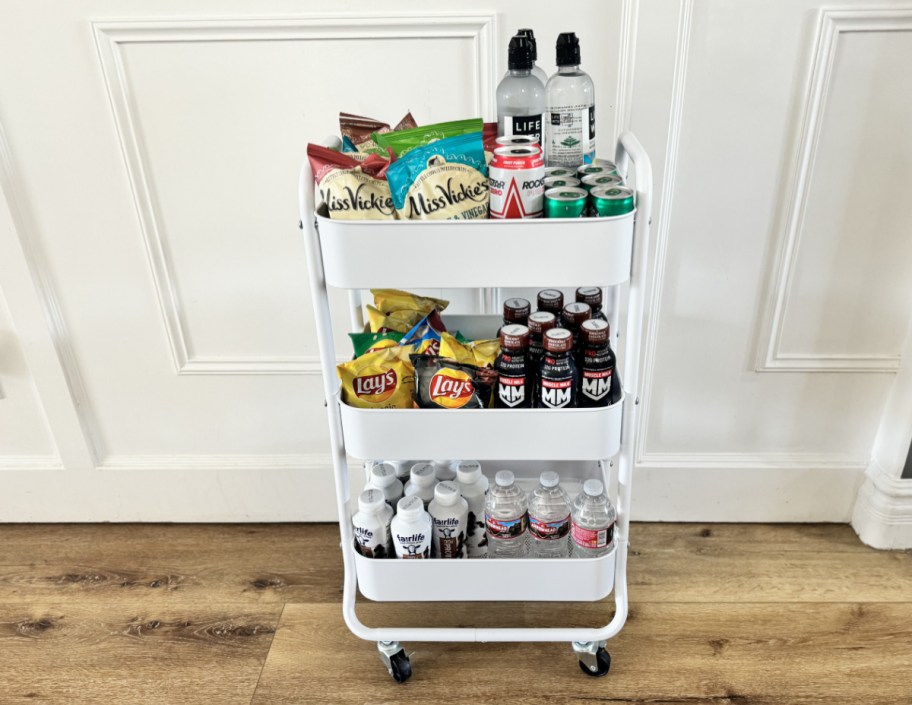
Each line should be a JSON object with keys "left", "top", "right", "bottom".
{"left": 506, "top": 113, "right": 543, "bottom": 143}
{"left": 465, "top": 508, "right": 488, "bottom": 557}
{"left": 582, "top": 368, "right": 612, "bottom": 402}
{"left": 497, "top": 374, "right": 527, "bottom": 407}
{"left": 529, "top": 514, "right": 570, "bottom": 540}
{"left": 545, "top": 104, "right": 595, "bottom": 165}
{"left": 433, "top": 517, "right": 466, "bottom": 559}
{"left": 571, "top": 521, "right": 614, "bottom": 550}
{"left": 395, "top": 531, "right": 430, "bottom": 559}
{"left": 541, "top": 378, "right": 574, "bottom": 408}
{"left": 485, "top": 513, "right": 528, "bottom": 540}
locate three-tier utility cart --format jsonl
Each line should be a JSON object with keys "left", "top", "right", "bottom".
{"left": 299, "top": 132, "right": 652, "bottom": 682}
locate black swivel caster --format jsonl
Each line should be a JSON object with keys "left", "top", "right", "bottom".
{"left": 573, "top": 641, "right": 611, "bottom": 677}
{"left": 377, "top": 640, "right": 412, "bottom": 683}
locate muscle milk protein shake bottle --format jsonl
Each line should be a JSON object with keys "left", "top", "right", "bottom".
{"left": 545, "top": 32, "right": 596, "bottom": 167}
{"left": 352, "top": 488, "right": 393, "bottom": 559}
{"left": 391, "top": 495, "right": 432, "bottom": 559}
{"left": 456, "top": 461, "right": 489, "bottom": 558}
{"left": 428, "top": 481, "right": 469, "bottom": 559}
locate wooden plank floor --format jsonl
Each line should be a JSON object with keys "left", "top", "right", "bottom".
{"left": 0, "top": 524, "right": 910, "bottom": 704}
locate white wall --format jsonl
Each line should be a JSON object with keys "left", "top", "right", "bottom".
{"left": 1, "top": 0, "right": 910, "bottom": 522}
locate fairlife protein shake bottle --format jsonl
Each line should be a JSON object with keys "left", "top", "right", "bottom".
{"left": 367, "top": 462, "right": 404, "bottom": 510}
{"left": 403, "top": 462, "right": 437, "bottom": 509}
{"left": 545, "top": 32, "right": 596, "bottom": 167}
{"left": 391, "top": 495, "right": 432, "bottom": 559}
{"left": 456, "top": 461, "right": 489, "bottom": 558}
{"left": 497, "top": 34, "right": 546, "bottom": 144}
{"left": 428, "top": 481, "right": 469, "bottom": 559}
{"left": 485, "top": 470, "right": 529, "bottom": 558}
{"left": 351, "top": 488, "right": 394, "bottom": 559}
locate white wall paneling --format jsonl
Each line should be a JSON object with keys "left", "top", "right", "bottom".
{"left": 756, "top": 9, "right": 912, "bottom": 373}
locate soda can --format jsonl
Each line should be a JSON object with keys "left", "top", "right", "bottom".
{"left": 489, "top": 146, "right": 545, "bottom": 219}
{"left": 544, "top": 187, "right": 588, "bottom": 218}
{"left": 495, "top": 135, "right": 541, "bottom": 150}
{"left": 544, "top": 166, "right": 576, "bottom": 179}
{"left": 581, "top": 173, "right": 624, "bottom": 193}
{"left": 590, "top": 186, "right": 635, "bottom": 217}
{"left": 577, "top": 164, "right": 616, "bottom": 178}
{"left": 544, "top": 175, "right": 581, "bottom": 190}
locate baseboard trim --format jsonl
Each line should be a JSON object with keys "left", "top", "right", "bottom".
{"left": 851, "top": 460, "right": 912, "bottom": 549}
{"left": 0, "top": 453, "right": 866, "bottom": 523}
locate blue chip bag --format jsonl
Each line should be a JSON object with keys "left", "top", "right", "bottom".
{"left": 400, "top": 310, "right": 447, "bottom": 355}
{"left": 386, "top": 132, "right": 489, "bottom": 220}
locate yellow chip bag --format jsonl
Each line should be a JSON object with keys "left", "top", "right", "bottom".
{"left": 371, "top": 289, "right": 450, "bottom": 315}
{"left": 337, "top": 348, "right": 415, "bottom": 409}
{"left": 439, "top": 333, "right": 500, "bottom": 368}
{"left": 366, "top": 305, "right": 425, "bottom": 334}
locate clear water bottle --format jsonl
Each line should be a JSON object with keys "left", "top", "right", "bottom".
{"left": 570, "top": 479, "right": 616, "bottom": 558}
{"left": 484, "top": 470, "right": 528, "bottom": 558}
{"left": 528, "top": 471, "right": 571, "bottom": 558}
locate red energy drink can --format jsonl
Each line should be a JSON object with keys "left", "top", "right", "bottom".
{"left": 489, "top": 146, "right": 545, "bottom": 219}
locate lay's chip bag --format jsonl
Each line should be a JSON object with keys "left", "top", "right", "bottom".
{"left": 349, "top": 331, "right": 404, "bottom": 358}
{"left": 371, "top": 289, "right": 449, "bottom": 316}
{"left": 366, "top": 305, "right": 425, "bottom": 334}
{"left": 399, "top": 311, "right": 447, "bottom": 355}
{"left": 337, "top": 347, "right": 415, "bottom": 409}
{"left": 386, "top": 132, "right": 489, "bottom": 221}
{"left": 439, "top": 333, "right": 500, "bottom": 368}
{"left": 411, "top": 355, "right": 495, "bottom": 409}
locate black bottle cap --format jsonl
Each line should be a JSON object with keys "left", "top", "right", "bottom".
{"left": 508, "top": 35, "right": 534, "bottom": 71}
{"left": 517, "top": 28, "right": 538, "bottom": 61}
{"left": 556, "top": 32, "right": 581, "bottom": 67}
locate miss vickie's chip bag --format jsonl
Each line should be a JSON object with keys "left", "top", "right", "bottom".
{"left": 386, "top": 132, "right": 489, "bottom": 221}
{"left": 337, "top": 347, "right": 415, "bottom": 409}
{"left": 307, "top": 144, "right": 397, "bottom": 220}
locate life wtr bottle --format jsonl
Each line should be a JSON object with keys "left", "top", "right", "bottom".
{"left": 351, "top": 488, "right": 393, "bottom": 559}
{"left": 528, "top": 471, "right": 572, "bottom": 558}
{"left": 456, "top": 461, "right": 489, "bottom": 558}
{"left": 391, "top": 495, "right": 432, "bottom": 559}
{"left": 485, "top": 470, "right": 528, "bottom": 558}
{"left": 428, "top": 481, "right": 469, "bottom": 559}
{"left": 497, "top": 34, "right": 546, "bottom": 144}
{"left": 571, "top": 479, "right": 616, "bottom": 558}
{"left": 502, "top": 29, "right": 548, "bottom": 86}
{"left": 545, "top": 32, "right": 596, "bottom": 167}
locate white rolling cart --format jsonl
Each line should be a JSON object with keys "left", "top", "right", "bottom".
{"left": 299, "top": 132, "right": 652, "bottom": 682}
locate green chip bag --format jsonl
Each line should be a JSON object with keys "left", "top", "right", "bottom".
{"left": 349, "top": 331, "right": 405, "bottom": 358}
{"left": 373, "top": 118, "right": 484, "bottom": 157}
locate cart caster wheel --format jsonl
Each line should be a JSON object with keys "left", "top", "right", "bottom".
{"left": 377, "top": 641, "right": 411, "bottom": 683}
{"left": 578, "top": 647, "right": 611, "bottom": 677}
{"left": 388, "top": 650, "right": 412, "bottom": 683}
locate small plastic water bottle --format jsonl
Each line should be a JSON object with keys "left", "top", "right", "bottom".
{"left": 484, "top": 470, "right": 528, "bottom": 558}
{"left": 570, "top": 479, "right": 616, "bottom": 558}
{"left": 528, "top": 471, "right": 571, "bottom": 558}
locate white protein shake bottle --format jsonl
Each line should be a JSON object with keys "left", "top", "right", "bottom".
{"left": 456, "top": 461, "right": 489, "bottom": 558}
{"left": 367, "top": 462, "right": 404, "bottom": 509}
{"left": 404, "top": 462, "right": 437, "bottom": 508}
{"left": 391, "top": 495, "right": 432, "bottom": 559}
{"left": 433, "top": 460, "right": 457, "bottom": 482}
{"left": 428, "top": 481, "right": 469, "bottom": 559}
{"left": 352, "top": 489, "right": 393, "bottom": 559}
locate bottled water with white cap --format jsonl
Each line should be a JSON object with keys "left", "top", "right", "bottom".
{"left": 570, "top": 479, "right": 616, "bottom": 558}
{"left": 484, "top": 470, "right": 528, "bottom": 558}
{"left": 527, "top": 470, "right": 571, "bottom": 558}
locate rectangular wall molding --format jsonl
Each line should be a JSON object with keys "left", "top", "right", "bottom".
{"left": 755, "top": 9, "right": 912, "bottom": 374}
{"left": 92, "top": 14, "right": 497, "bottom": 376}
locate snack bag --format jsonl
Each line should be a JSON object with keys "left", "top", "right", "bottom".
{"left": 366, "top": 305, "right": 425, "bottom": 334}
{"left": 399, "top": 311, "right": 447, "bottom": 355}
{"left": 371, "top": 289, "right": 449, "bottom": 316}
{"left": 307, "top": 144, "right": 396, "bottom": 220}
{"left": 340, "top": 112, "right": 418, "bottom": 155}
{"left": 374, "top": 118, "right": 484, "bottom": 157}
{"left": 386, "top": 132, "right": 489, "bottom": 221}
{"left": 439, "top": 333, "right": 500, "bottom": 368}
{"left": 411, "top": 355, "right": 495, "bottom": 409}
{"left": 483, "top": 121, "right": 498, "bottom": 164}
{"left": 337, "top": 348, "right": 415, "bottom": 409}
{"left": 349, "top": 331, "right": 404, "bottom": 358}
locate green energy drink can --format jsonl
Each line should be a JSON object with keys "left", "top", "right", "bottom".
{"left": 544, "top": 187, "right": 588, "bottom": 218}
{"left": 544, "top": 175, "right": 581, "bottom": 190}
{"left": 590, "top": 186, "right": 635, "bottom": 217}
{"left": 577, "top": 163, "right": 617, "bottom": 179}
{"left": 544, "top": 167, "right": 576, "bottom": 179}
{"left": 581, "top": 173, "right": 624, "bottom": 193}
